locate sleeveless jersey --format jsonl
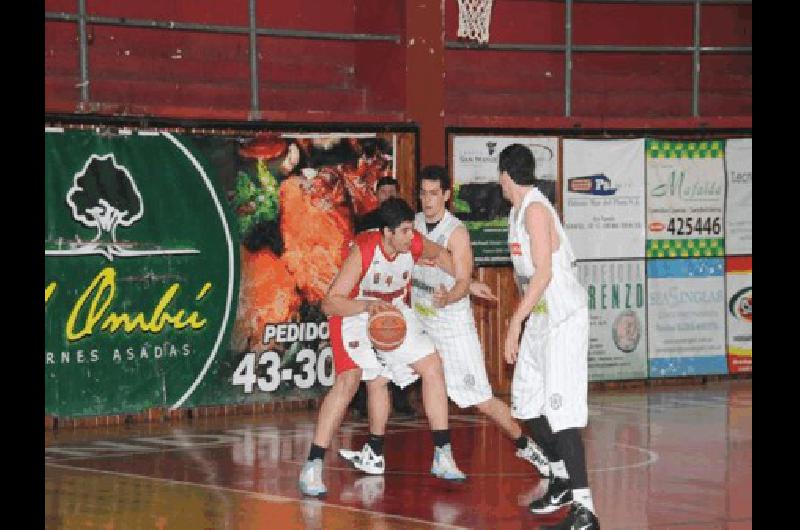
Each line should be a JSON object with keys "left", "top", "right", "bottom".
{"left": 508, "top": 187, "right": 587, "bottom": 324}
{"left": 411, "top": 211, "right": 470, "bottom": 318}
{"left": 349, "top": 229, "right": 423, "bottom": 303}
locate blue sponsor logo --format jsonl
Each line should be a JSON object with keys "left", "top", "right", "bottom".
{"left": 568, "top": 173, "right": 617, "bottom": 196}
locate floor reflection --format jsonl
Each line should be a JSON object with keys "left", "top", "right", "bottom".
{"left": 45, "top": 379, "right": 752, "bottom": 529}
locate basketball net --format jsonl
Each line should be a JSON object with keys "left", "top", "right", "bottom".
{"left": 456, "top": 0, "right": 494, "bottom": 44}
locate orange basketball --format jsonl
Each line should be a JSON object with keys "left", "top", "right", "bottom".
{"left": 367, "top": 306, "right": 407, "bottom": 351}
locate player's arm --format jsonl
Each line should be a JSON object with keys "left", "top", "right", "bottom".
{"left": 469, "top": 281, "right": 498, "bottom": 302}
{"left": 512, "top": 203, "right": 553, "bottom": 322}
{"left": 421, "top": 235, "right": 456, "bottom": 276}
{"left": 504, "top": 203, "right": 553, "bottom": 363}
{"left": 321, "top": 245, "right": 390, "bottom": 317}
{"left": 433, "top": 226, "right": 472, "bottom": 307}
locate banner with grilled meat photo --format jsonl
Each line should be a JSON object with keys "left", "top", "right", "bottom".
{"left": 45, "top": 127, "right": 408, "bottom": 417}
{"left": 216, "top": 132, "right": 400, "bottom": 403}
{"left": 451, "top": 136, "right": 559, "bottom": 266}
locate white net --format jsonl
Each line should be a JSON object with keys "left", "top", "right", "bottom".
{"left": 456, "top": 0, "right": 494, "bottom": 44}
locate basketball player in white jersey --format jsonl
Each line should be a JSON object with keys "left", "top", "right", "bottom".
{"left": 339, "top": 167, "right": 551, "bottom": 478}
{"left": 410, "top": 166, "right": 550, "bottom": 476}
{"left": 299, "top": 197, "right": 467, "bottom": 497}
{"left": 501, "top": 144, "right": 599, "bottom": 529}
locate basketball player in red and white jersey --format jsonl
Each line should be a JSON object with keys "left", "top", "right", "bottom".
{"left": 299, "top": 197, "right": 467, "bottom": 497}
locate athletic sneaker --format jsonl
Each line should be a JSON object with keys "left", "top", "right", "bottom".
{"left": 430, "top": 443, "right": 467, "bottom": 481}
{"left": 529, "top": 476, "right": 573, "bottom": 514}
{"left": 540, "top": 501, "right": 600, "bottom": 530}
{"left": 338, "top": 443, "right": 386, "bottom": 475}
{"left": 516, "top": 437, "right": 551, "bottom": 477}
{"left": 298, "top": 458, "right": 327, "bottom": 497}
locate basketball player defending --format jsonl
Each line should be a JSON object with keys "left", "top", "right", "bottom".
{"left": 299, "top": 197, "right": 467, "bottom": 497}
{"left": 501, "top": 144, "right": 600, "bottom": 529}
{"left": 340, "top": 165, "right": 552, "bottom": 479}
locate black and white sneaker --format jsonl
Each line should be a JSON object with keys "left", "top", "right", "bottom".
{"left": 338, "top": 443, "right": 385, "bottom": 475}
{"left": 515, "top": 436, "right": 551, "bottom": 477}
{"left": 541, "top": 502, "right": 600, "bottom": 530}
{"left": 528, "top": 476, "right": 573, "bottom": 514}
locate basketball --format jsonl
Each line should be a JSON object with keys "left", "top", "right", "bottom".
{"left": 367, "top": 306, "right": 407, "bottom": 351}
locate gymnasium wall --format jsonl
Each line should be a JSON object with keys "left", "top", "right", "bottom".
{"left": 45, "top": 0, "right": 751, "bottom": 421}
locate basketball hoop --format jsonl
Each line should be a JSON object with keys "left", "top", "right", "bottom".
{"left": 456, "top": 0, "right": 494, "bottom": 44}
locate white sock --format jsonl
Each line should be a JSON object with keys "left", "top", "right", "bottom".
{"left": 550, "top": 460, "right": 569, "bottom": 479}
{"left": 572, "top": 488, "right": 595, "bottom": 513}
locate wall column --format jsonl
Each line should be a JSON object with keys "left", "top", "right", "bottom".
{"left": 406, "top": 0, "right": 446, "bottom": 169}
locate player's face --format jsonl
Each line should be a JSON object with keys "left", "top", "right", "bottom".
{"left": 419, "top": 179, "right": 451, "bottom": 221}
{"left": 387, "top": 221, "right": 415, "bottom": 252}
{"left": 499, "top": 170, "right": 513, "bottom": 200}
{"left": 376, "top": 184, "right": 398, "bottom": 204}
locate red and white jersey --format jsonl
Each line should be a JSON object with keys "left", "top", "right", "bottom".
{"left": 348, "top": 229, "right": 424, "bottom": 303}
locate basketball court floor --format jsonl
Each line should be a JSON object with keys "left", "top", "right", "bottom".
{"left": 45, "top": 378, "right": 752, "bottom": 529}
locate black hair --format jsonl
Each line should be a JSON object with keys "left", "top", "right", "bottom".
{"left": 361, "top": 137, "right": 390, "bottom": 158}
{"left": 498, "top": 144, "right": 536, "bottom": 185}
{"left": 418, "top": 164, "right": 451, "bottom": 191}
{"left": 376, "top": 176, "right": 398, "bottom": 191}
{"left": 378, "top": 197, "right": 415, "bottom": 231}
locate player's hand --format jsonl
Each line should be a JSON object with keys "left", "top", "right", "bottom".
{"left": 504, "top": 319, "right": 522, "bottom": 364}
{"left": 432, "top": 284, "right": 449, "bottom": 308}
{"left": 366, "top": 300, "right": 395, "bottom": 317}
{"left": 469, "top": 281, "right": 498, "bottom": 302}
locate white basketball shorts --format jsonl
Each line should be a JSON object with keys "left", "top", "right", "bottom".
{"left": 511, "top": 308, "right": 589, "bottom": 432}
{"left": 416, "top": 305, "right": 493, "bottom": 408}
{"left": 338, "top": 301, "right": 436, "bottom": 388}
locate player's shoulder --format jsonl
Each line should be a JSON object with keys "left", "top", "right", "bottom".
{"left": 524, "top": 201, "right": 550, "bottom": 219}
{"left": 445, "top": 210, "right": 463, "bottom": 226}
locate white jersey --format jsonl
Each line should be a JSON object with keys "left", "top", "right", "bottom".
{"left": 507, "top": 187, "right": 589, "bottom": 431}
{"left": 331, "top": 229, "right": 435, "bottom": 388}
{"left": 351, "top": 229, "right": 420, "bottom": 304}
{"left": 411, "top": 211, "right": 470, "bottom": 318}
{"left": 508, "top": 187, "right": 587, "bottom": 325}
{"left": 411, "top": 210, "right": 493, "bottom": 408}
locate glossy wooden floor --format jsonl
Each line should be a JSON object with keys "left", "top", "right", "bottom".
{"left": 45, "top": 379, "right": 752, "bottom": 529}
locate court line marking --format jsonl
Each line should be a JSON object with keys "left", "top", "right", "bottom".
{"left": 45, "top": 461, "right": 468, "bottom": 530}
{"left": 44, "top": 423, "right": 462, "bottom": 462}
{"left": 46, "top": 420, "right": 659, "bottom": 474}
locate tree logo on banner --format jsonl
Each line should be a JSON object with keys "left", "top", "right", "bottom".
{"left": 46, "top": 154, "right": 199, "bottom": 261}
{"left": 45, "top": 130, "right": 236, "bottom": 416}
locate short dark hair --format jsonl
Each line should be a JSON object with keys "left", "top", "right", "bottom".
{"left": 378, "top": 197, "right": 415, "bottom": 231}
{"left": 498, "top": 144, "right": 536, "bottom": 185}
{"left": 418, "top": 165, "right": 451, "bottom": 191}
{"left": 376, "top": 176, "right": 398, "bottom": 191}
{"left": 361, "top": 137, "right": 389, "bottom": 158}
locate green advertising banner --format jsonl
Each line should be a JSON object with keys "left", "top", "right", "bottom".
{"left": 46, "top": 128, "right": 401, "bottom": 417}
{"left": 451, "top": 136, "right": 559, "bottom": 266}
{"left": 45, "top": 129, "right": 239, "bottom": 416}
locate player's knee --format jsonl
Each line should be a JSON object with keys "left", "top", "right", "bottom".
{"left": 336, "top": 368, "right": 362, "bottom": 395}
{"left": 416, "top": 351, "right": 444, "bottom": 380}
{"left": 366, "top": 377, "right": 388, "bottom": 391}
